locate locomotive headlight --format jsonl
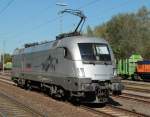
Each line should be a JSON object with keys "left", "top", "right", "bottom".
{"left": 77, "top": 68, "right": 85, "bottom": 77}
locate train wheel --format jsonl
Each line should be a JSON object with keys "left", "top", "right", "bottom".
{"left": 17, "top": 78, "right": 25, "bottom": 88}
{"left": 55, "top": 87, "right": 65, "bottom": 99}
{"left": 40, "top": 83, "right": 46, "bottom": 92}
{"left": 25, "top": 80, "right": 32, "bottom": 90}
{"left": 52, "top": 86, "right": 66, "bottom": 100}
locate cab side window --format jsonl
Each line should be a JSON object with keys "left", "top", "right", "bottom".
{"left": 56, "top": 47, "right": 72, "bottom": 60}
{"left": 63, "top": 47, "right": 72, "bottom": 60}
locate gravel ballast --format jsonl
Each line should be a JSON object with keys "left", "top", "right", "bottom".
{"left": 0, "top": 81, "right": 101, "bottom": 117}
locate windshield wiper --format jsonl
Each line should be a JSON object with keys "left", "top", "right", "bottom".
{"left": 104, "top": 61, "right": 112, "bottom": 65}
{"left": 83, "top": 61, "right": 95, "bottom": 65}
{"left": 89, "top": 61, "right": 95, "bottom": 65}
{"left": 104, "top": 61, "right": 108, "bottom": 65}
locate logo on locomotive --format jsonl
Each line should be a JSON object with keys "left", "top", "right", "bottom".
{"left": 41, "top": 55, "right": 58, "bottom": 71}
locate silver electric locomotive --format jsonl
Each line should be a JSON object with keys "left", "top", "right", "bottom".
{"left": 12, "top": 9, "right": 122, "bottom": 103}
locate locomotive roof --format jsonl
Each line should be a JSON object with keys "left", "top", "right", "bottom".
{"left": 13, "top": 36, "right": 108, "bottom": 55}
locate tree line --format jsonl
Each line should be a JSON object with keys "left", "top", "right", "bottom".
{"left": 0, "top": 54, "right": 12, "bottom": 64}
{"left": 86, "top": 6, "right": 150, "bottom": 59}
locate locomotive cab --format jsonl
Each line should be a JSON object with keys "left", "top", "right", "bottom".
{"left": 59, "top": 36, "right": 122, "bottom": 103}
{"left": 78, "top": 43, "right": 113, "bottom": 81}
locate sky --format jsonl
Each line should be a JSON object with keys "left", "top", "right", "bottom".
{"left": 0, "top": 0, "right": 150, "bottom": 54}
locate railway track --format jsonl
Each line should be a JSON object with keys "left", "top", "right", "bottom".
{"left": 0, "top": 74, "right": 150, "bottom": 117}
{"left": 125, "top": 86, "right": 150, "bottom": 93}
{"left": 122, "top": 80, "right": 150, "bottom": 94}
{"left": 80, "top": 90, "right": 150, "bottom": 117}
{"left": 0, "top": 75, "right": 14, "bottom": 85}
{"left": 0, "top": 91, "right": 44, "bottom": 117}
{"left": 112, "top": 92, "right": 150, "bottom": 105}
{"left": 81, "top": 104, "right": 149, "bottom": 117}
{"left": 0, "top": 75, "right": 44, "bottom": 117}
{"left": 122, "top": 80, "right": 150, "bottom": 88}
{"left": 0, "top": 71, "right": 11, "bottom": 77}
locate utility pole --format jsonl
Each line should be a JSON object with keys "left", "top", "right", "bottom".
{"left": 2, "top": 40, "right": 5, "bottom": 73}
{"left": 0, "top": 51, "right": 2, "bottom": 63}
{"left": 56, "top": 2, "right": 68, "bottom": 33}
{"left": 0, "top": 51, "right": 0, "bottom": 72}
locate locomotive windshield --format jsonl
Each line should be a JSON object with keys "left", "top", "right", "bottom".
{"left": 78, "top": 43, "right": 111, "bottom": 64}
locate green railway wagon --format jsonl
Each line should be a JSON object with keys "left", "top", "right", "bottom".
{"left": 117, "top": 54, "right": 143, "bottom": 79}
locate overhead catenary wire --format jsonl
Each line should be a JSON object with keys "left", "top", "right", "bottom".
{"left": 23, "top": 0, "right": 133, "bottom": 32}
{"left": 87, "top": 0, "right": 133, "bottom": 23}
{"left": 0, "top": 1, "right": 56, "bottom": 38}
{"left": 88, "top": 0, "right": 148, "bottom": 27}
{"left": 9, "top": 16, "right": 61, "bottom": 39}
{"left": 0, "top": 0, "right": 15, "bottom": 72}
{"left": 78, "top": 0, "right": 102, "bottom": 9}
{"left": 0, "top": 0, "right": 15, "bottom": 16}
{"left": 1, "top": 0, "right": 145, "bottom": 40}
{"left": 26, "top": 0, "right": 102, "bottom": 30}
{"left": 1, "top": 0, "right": 102, "bottom": 39}
{"left": 64, "top": 0, "right": 135, "bottom": 33}
{"left": 20, "top": 1, "right": 57, "bottom": 25}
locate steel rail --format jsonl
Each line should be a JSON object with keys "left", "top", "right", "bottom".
{"left": 80, "top": 104, "right": 149, "bottom": 117}
{"left": 0, "top": 91, "right": 45, "bottom": 117}
{"left": 125, "top": 86, "right": 150, "bottom": 93}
